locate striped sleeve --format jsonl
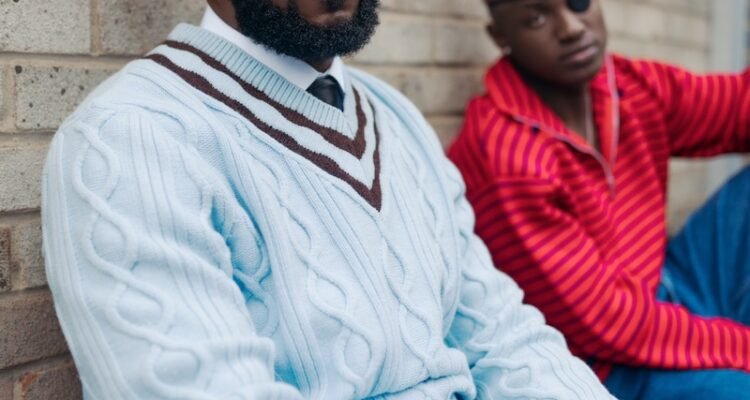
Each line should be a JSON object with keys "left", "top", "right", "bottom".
{"left": 448, "top": 98, "right": 750, "bottom": 373}
{"left": 630, "top": 59, "right": 750, "bottom": 156}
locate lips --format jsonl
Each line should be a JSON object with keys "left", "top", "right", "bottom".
{"left": 560, "top": 42, "right": 600, "bottom": 66}
{"left": 324, "top": 0, "right": 347, "bottom": 12}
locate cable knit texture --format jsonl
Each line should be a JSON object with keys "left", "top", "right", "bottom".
{"left": 41, "top": 24, "right": 613, "bottom": 400}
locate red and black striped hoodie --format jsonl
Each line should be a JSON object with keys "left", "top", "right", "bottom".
{"left": 448, "top": 54, "right": 750, "bottom": 379}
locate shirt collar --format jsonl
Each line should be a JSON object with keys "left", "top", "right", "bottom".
{"left": 486, "top": 57, "right": 614, "bottom": 121}
{"left": 485, "top": 56, "right": 621, "bottom": 163}
{"left": 199, "top": 6, "right": 346, "bottom": 93}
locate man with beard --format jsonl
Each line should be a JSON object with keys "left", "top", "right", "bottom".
{"left": 448, "top": 0, "right": 750, "bottom": 398}
{"left": 41, "top": 0, "right": 613, "bottom": 398}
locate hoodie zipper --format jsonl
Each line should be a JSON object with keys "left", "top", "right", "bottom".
{"left": 511, "top": 57, "right": 621, "bottom": 197}
{"left": 511, "top": 114, "right": 617, "bottom": 196}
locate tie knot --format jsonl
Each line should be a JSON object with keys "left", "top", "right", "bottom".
{"left": 307, "top": 76, "right": 344, "bottom": 111}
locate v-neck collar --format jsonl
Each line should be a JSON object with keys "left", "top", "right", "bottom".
{"left": 143, "top": 24, "right": 383, "bottom": 210}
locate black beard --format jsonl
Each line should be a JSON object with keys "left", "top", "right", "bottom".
{"left": 231, "top": 0, "right": 380, "bottom": 62}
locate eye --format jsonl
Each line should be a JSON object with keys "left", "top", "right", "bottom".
{"left": 526, "top": 13, "right": 546, "bottom": 28}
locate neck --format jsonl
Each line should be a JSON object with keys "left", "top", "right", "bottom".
{"left": 536, "top": 80, "right": 589, "bottom": 128}
{"left": 307, "top": 58, "right": 335, "bottom": 73}
{"left": 519, "top": 68, "right": 594, "bottom": 145}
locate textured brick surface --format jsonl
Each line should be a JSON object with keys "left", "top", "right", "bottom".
{"left": 665, "top": 12, "right": 709, "bottom": 48}
{"left": 366, "top": 67, "right": 484, "bottom": 114}
{"left": 622, "top": 3, "right": 668, "bottom": 42}
{"left": 98, "top": 0, "right": 205, "bottom": 55}
{"left": 605, "top": 0, "right": 710, "bottom": 72}
{"left": 0, "top": 0, "right": 90, "bottom": 54}
{"left": 0, "top": 227, "right": 10, "bottom": 293}
{"left": 0, "top": 376, "right": 13, "bottom": 400}
{"left": 354, "top": 13, "right": 435, "bottom": 64}
{"left": 380, "top": 0, "right": 487, "bottom": 18}
{"left": 428, "top": 116, "right": 463, "bottom": 148}
{"left": 0, "top": 67, "right": 6, "bottom": 123}
{"left": 354, "top": 13, "right": 497, "bottom": 66}
{"left": 609, "top": 36, "right": 708, "bottom": 71}
{"left": 0, "top": 144, "right": 47, "bottom": 212}
{"left": 11, "top": 219, "right": 45, "bottom": 290}
{"left": 649, "top": 0, "right": 709, "bottom": 15}
{"left": 16, "top": 361, "right": 82, "bottom": 400}
{"left": 14, "top": 64, "right": 118, "bottom": 130}
{"left": 433, "top": 22, "right": 498, "bottom": 65}
{"left": 0, "top": 290, "right": 68, "bottom": 369}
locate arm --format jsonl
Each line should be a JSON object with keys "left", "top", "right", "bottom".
{"left": 467, "top": 174, "right": 750, "bottom": 371}
{"left": 348, "top": 75, "right": 612, "bottom": 398}
{"left": 448, "top": 101, "right": 750, "bottom": 372}
{"left": 42, "top": 109, "right": 302, "bottom": 399}
{"left": 631, "top": 59, "right": 750, "bottom": 156}
{"left": 442, "top": 159, "right": 614, "bottom": 399}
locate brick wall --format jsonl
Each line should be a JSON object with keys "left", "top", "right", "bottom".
{"left": 0, "top": 0, "right": 721, "bottom": 398}
{"left": 0, "top": 1, "right": 206, "bottom": 398}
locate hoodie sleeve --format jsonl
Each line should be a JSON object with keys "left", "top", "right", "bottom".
{"left": 448, "top": 97, "right": 750, "bottom": 374}
{"left": 628, "top": 59, "right": 750, "bottom": 157}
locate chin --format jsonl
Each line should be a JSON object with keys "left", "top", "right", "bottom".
{"left": 562, "top": 57, "right": 605, "bottom": 87}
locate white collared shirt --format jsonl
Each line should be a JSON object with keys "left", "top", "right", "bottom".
{"left": 199, "top": 6, "right": 346, "bottom": 97}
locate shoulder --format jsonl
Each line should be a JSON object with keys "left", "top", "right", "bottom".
{"left": 448, "top": 95, "right": 568, "bottom": 185}
{"left": 610, "top": 54, "right": 685, "bottom": 104}
{"left": 57, "top": 58, "right": 212, "bottom": 149}
{"left": 611, "top": 53, "right": 686, "bottom": 78}
{"left": 456, "top": 93, "right": 528, "bottom": 147}
{"left": 345, "top": 67, "right": 429, "bottom": 130}
{"left": 447, "top": 96, "right": 493, "bottom": 168}
{"left": 50, "top": 68, "right": 207, "bottom": 189}
{"left": 346, "top": 65, "right": 445, "bottom": 152}
{"left": 48, "top": 98, "right": 224, "bottom": 217}
{"left": 345, "top": 67, "right": 419, "bottom": 114}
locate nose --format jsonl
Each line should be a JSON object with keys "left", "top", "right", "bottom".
{"left": 556, "top": 9, "right": 586, "bottom": 43}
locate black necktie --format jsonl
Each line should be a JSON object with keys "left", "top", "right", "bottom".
{"left": 307, "top": 76, "right": 344, "bottom": 111}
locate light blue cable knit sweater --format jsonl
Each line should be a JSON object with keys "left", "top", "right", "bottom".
{"left": 42, "top": 24, "right": 613, "bottom": 400}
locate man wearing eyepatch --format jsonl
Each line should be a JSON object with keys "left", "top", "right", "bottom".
{"left": 448, "top": 0, "right": 750, "bottom": 398}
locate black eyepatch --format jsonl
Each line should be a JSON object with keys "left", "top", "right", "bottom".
{"left": 567, "top": 0, "right": 591, "bottom": 12}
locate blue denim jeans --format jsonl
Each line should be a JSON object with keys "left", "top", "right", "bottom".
{"left": 604, "top": 167, "right": 750, "bottom": 400}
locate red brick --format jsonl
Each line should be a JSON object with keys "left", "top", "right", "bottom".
{"left": 16, "top": 361, "right": 82, "bottom": 400}
{"left": 0, "top": 145, "right": 47, "bottom": 212}
{"left": 0, "top": 227, "right": 11, "bottom": 293}
{"left": 10, "top": 218, "right": 45, "bottom": 290}
{"left": 0, "top": 290, "right": 68, "bottom": 369}
{"left": 0, "top": 375, "right": 14, "bottom": 399}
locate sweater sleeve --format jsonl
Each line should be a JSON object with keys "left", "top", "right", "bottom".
{"left": 630, "top": 59, "right": 750, "bottom": 156}
{"left": 442, "top": 150, "right": 614, "bottom": 399}
{"left": 448, "top": 100, "right": 750, "bottom": 373}
{"left": 42, "top": 109, "right": 302, "bottom": 400}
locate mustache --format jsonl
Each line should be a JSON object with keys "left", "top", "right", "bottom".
{"left": 324, "top": 0, "right": 347, "bottom": 11}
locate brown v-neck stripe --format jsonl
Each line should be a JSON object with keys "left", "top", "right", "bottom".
{"left": 162, "top": 40, "right": 367, "bottom": 159}
{"left": 145, "top": 53, "right": 382, "bottom": 210}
